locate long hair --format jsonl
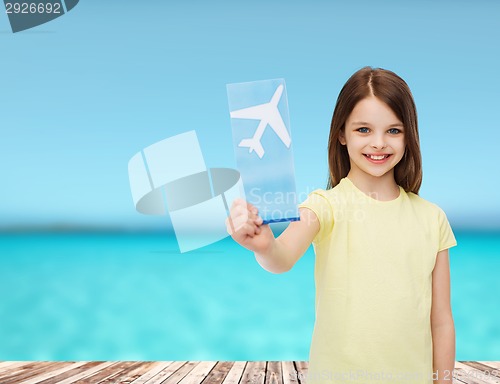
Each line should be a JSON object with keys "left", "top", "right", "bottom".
{"left": 326, "top": 66, "right": 422, "bottom": 194}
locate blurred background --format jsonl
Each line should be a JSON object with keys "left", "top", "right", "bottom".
{"left": 0, "top": 0, "right": 499, "bottom": 360}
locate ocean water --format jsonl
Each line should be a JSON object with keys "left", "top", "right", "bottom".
{"left": 0, "top": 231, "right": 498, "bottom": 361}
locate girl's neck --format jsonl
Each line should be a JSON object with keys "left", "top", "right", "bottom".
{"left": 346, "top": 171, "right": 400, "bottom": 202}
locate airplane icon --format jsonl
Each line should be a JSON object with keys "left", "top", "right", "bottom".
{"left": 230, "top": 84, "right": 291, "bottom": 159}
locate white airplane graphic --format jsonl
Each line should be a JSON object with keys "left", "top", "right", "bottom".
{"left": 230, "top": 84, "right": 291, "bottom": 159}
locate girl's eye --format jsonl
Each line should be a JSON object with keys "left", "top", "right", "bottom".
{"left": 357, "top": 127, "right": 369, "bottom": 133}
{"left": 388, "top": 128, "right": 401, "bottom": 134}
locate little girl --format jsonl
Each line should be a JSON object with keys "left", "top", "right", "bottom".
{"left": 227, "top": 67, "right": 457, "bottom": 384}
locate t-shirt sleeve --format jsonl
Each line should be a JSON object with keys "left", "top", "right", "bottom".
{"left": 298, "top": 189, "right": 334, "bottom": 244}
{"left": 436, "top": 206, "right": 457, "bottom": 252}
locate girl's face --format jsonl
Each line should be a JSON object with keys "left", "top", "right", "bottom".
{"left": 339, "top": 96, "right": 406, "bottom": 181}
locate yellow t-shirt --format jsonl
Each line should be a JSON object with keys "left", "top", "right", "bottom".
{"left": 298, "top": 177, "right": 457, "bottom": 384}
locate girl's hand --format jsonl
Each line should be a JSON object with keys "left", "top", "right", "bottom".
{"left": 226, "top": 198, "right": 275, "bottom": 255}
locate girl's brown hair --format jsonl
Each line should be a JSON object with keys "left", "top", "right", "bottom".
{"left": 326, "top": 66, "right": 422, "bottom": 194}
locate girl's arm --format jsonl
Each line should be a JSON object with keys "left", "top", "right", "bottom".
{"left": 226, "top": 199, "right": 319, "bottom": 274}
{"left": 431, "top": 249, "right": 456, "bottom": 383}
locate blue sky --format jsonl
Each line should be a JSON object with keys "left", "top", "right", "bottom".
{"left": 1, "top": 0, "right": 499, "bottom": 230}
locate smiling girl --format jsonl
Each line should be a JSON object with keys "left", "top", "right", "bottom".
{"left": 227, "top": 67, "right": 457, "bottom": 384}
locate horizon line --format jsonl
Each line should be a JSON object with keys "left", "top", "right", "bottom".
{"left": 0, "top": 224, "right": 499, "bottom": 234}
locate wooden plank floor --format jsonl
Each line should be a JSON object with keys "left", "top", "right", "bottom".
{"left": 0, "top": 361, "right": 499, "bottom": 384}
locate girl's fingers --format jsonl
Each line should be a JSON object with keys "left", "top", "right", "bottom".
{"left": 247, "top": 202, "right": 258, "bottom": 214}
{"left": 229, "top": 214, "right": 249, "bottom": 233}
{"left": 231, "top": 203, "right": 257, "bottom": 221}
{"left": 231, "top": 199, "right": 248, "bottom": 214}
{"left": 241, "top": 222, "right": 259, "bottom": 238}
{"left": 230, "top": 202, "right": 260, "bottom": 222}
{"left": 226, "top": 214, "right": 260, "bottom": 236}
{"left": 227, "top": 199, "right": 263, "bottom": 237}
{"left": 230, "top": 203, "right": 247, "bottom": 218}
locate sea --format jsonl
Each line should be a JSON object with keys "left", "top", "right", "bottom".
{"left": 0, "top": 231, "right": 498, "bottom": 361}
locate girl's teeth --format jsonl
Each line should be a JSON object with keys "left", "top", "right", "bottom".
{"left": 367, "top": 155, "right": 388, "bottom": 160}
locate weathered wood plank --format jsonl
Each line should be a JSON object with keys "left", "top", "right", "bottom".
{"left": 0, "top": 362, "right": 26, "bottom": 370}
{"left": 178, "top": 361, "right": 217, "bottom": 384}
{"left": 0, "top": 361, "right": 497, "bottom": 384}
{"left": 118, "top": 362, "right": 162, "bottom": 384}
{"left": 294, "top": 361, "right": 308, "bottom": 384}
{"left": 200, "top": 361, "right": 233, "bottom": 384}
{"left": 477, "top": 362, "right": 500, "bottom": 370}
{"left": 0, "top": 362, "right": 52, "bottom": 380}
{"left": 142, "top": 361, "right": 188, "bottom": 384}
{"left": 156, "top": 361, "right": 197, "bottom": 384}
{"left": 240, "top": 361, "right": 266, "bottom": 384}
{"left": 282, "top": 361, "right": 299, "bottom": 384}
{"left": 454, "top": 362, "right": 497, "bottom": 384}
{"left": 15, "top": 361, "right": 88, "bottom": 384}
{"left": 266, "top": 362, "right": 283, "bottom": 384}
{"left": 0, "top": 362, "right": 33, "bottom": 374}
{"left": 129, "top": 362, "right": 174, "bottom": 384}
{"left": 47, "top": 362, "right": 117, "bottom": 384}
{"left": 94, "top": 361, "right": 147, "bottom": 384}
{"left": 72, "top": 361, "right": 137, "bottom": 384}
{"left": 459, "top": 361, "right": 500, "bottom": 382}
{"left": 1, "top": 362, "right": 70, "bottom": 384}
{"left": 220, "top": 361, "right": 246, "bottom": 384}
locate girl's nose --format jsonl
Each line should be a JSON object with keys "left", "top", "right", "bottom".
{"left": 371, "top": 140, "right": 387, "bottom": 149}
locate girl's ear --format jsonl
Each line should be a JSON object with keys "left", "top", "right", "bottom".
{"left": 339, "top": 130, "right": 346, "bottom": 145}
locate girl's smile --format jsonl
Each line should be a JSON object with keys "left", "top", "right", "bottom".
{"left": 363, "top": 153, "right": 392, "bottom": 163}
